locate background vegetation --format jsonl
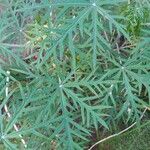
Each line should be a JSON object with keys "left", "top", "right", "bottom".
{"left": 0, "top": 0, "right": 150, "bottom": 149}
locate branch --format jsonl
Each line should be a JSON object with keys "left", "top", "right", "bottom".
{"left": 88, "top": 108, "right": 147, "bottom": 150}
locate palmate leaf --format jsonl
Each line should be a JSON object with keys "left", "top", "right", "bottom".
{"left": 100, "top": 43, "right": 150, "bottom": 122}
{"left": 0, "top": 83, "right": 56, "bottom": 149}
{"left": 47, "top": 86, "right": 91, "bottom": 150}
{"left": 38, "top": 6, "right": 91, "bottom": 68}
{"left": 27, "top": 0, "right": 130, "bottom": 70}
{"left": 31, "top": 70, "right": 111, "bottom": 149}
{"left": 57, "top": 71, "right": 111, "bottom": 129}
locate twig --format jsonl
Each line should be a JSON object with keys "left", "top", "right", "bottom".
{"left": 88, "top": 108, "right": 147, "bottom": 150}
{"left": 4, "top": 71, "right": 27, "bottom": 148}
{"left": 114, "top": 44, "right": 135, "bottom": 51}
{"left": 110, "top": 30, "right": 115, "bottom": 43}
{"left": 1, "top": 43, "right": 26, "bottom": 48}
{"left": 104, "top": 31, "right": 109, "bottom": 42}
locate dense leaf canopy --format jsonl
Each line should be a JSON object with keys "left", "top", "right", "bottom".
{"left": 0, "top": 0, "right": 150, "bottom": 149}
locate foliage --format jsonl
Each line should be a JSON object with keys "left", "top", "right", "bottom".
{"left": 0, "top": 0, "right": 150, "bottom": 149}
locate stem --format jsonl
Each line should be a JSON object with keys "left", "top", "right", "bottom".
{"left": 89, "top": 108, "right": 147, "bottom": 150}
